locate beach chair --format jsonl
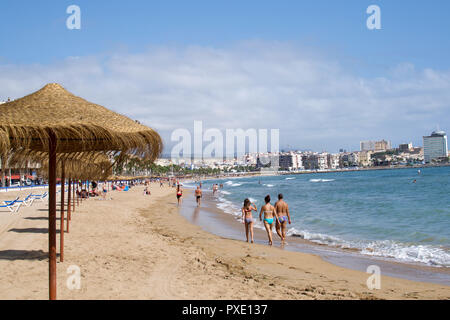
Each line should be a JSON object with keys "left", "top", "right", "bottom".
{"left": 0, "top": 199, "right": 22, "bottom": 213}
{"left": 5, "top": 194, "right": 35, "bottom": 207}
{"left": 30, "top": 191, "right": 48, "bottom": 202}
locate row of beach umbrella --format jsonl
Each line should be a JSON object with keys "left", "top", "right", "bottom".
{"left": 0, "top": 83, "right": 162, "bottom": 299}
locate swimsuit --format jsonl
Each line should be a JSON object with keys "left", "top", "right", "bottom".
{"left": 263, "top": 210, "right": 274, "bottom": 225}
{"left": 244, "top": 208, "right": 253, "bottom": 224}
{"left": 278, "top": 216, "right": 287, "bottom": 223}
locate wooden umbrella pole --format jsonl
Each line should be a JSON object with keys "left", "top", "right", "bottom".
{"left": 60, "top": 161, "right": 65, "bottom": 263}
{"left": 73, "top": 180, "right": 78, "bottom": 211}
{"left": 70, "top": 179, "right": 73, "bottom": 216}
{"left": 48, "top": 132, "right": 57, "bottom": 300}
{"left": 67, "top": 177, "right": 71, "bottom": 233}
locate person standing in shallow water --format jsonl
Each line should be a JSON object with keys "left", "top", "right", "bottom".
{"left": 275, "top": 193, "right": 291, "bottom": 243}
{"left": 195, "top": 186, "right": 202, "bottom": 207}
{"left": 259, "top": 195, "right": 280, "bottom": 246}
{"left": 241, "top": 198, "right": 257, "bottom": 243}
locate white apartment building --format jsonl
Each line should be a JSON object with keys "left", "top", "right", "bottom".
{"left": 423, "top": 130, "right": 448, "bottom": 163}
{"left": 327, "top": 153, "right": 340, "bottom": 169}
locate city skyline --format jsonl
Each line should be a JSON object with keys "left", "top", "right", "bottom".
{"left": 158, "top": 127, "right": 447, "bottom": 158}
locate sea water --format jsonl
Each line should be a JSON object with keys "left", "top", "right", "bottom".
{"left": 202, "top": 166, "right": 450, "bottom": 267}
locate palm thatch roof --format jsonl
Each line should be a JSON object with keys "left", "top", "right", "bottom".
{"left": 0, "top": 83, "right": 163, "bottom": 160}
{"left": 41, "top": 152, "right": 112, "bottom": 181}
{"left": 8, "top": 149, "right": 113, "bottom": 180}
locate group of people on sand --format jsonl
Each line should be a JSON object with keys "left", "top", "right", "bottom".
{"left": 242, "top": 193, "right": 291, "bottom": 246}
{"left": 174, "top": 181, "right": 291, "bottom": 246}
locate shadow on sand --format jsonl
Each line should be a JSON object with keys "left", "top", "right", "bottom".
{"left": 8, "top": 228, "right": 60, "bottom": 234}
{"left": 0, "top": 249, "right": 59, "bottom": 261}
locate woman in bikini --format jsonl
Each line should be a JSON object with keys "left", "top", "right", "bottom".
{"left": 259, "top": 195, "right": 280, "bottom": 246}
{"left": 241, "top": 198, "right": 257, "bottom": 243}
{"left": 176, "top": 185, "right": 183, "bottom": 206}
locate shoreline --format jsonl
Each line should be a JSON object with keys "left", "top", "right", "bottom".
{"left": 173, "top": 163, "right": 450, "bottom": 181}
{"left": 179, "top": 189, "right": 450, "bottom": 286}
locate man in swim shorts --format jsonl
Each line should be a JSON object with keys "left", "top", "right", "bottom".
{"left": 195, "top": 186, "right": 203, "bottom": 207}
{"left": 275, "top": 193, "right": 291, "bottom": 243}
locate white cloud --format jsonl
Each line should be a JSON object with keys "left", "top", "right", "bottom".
{"left": 1, "top": 41, "right": 449, "bottom": 153}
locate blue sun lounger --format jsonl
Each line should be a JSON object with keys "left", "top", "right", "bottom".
{"left": 4, "top": 194, "right": 35, "bottom": 207}
{"left": 30, "top": 192, "right": 48, "bottom": 202}
{"left": 1, "top": 198, "right": 22, "bottom": 213}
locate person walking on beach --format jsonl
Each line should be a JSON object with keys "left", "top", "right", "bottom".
{"left": 275, "top": 193, "right": 291, "bottom": 243}
{"left": 176, "top": 185, "right": 183, "bottom": 206}
{"left": 259, "top": 195, "right": 280, "bottom": 246}
{"left": 242, "top": 198, "right": 257, "bottom": 243}
{"left": 102, "top": 183, "right": 108, "bottom": 200}
{"left": 195, "top": 186, "right": 203, "bottom": 207}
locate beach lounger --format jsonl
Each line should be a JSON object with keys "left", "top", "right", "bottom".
{"left": 5, "top": 194, "right": 35, "bottom": 207}
{"left": 30, "top": 192, "right": 48, "bottom": 202}
{"left": 0, "top": 199, "right": 22, "bottom": 213}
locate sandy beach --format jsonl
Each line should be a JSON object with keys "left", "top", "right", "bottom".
{"left": 0, "top": 183, "right": 449, "bottom": 300}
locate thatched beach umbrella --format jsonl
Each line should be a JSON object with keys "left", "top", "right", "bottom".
{"left": 0, "top": 83, "right": 162, "bottom": 299}
{"left": 32, "top": 152, "right": 113, "bottom": 182}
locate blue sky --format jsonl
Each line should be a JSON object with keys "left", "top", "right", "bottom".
{"left": 1, "top": 1, "right": 450, "bottom": 153}
{"left": 3, "top": 0, "right": 450, "bottom": 71}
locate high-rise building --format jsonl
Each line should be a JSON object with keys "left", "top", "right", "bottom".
{"left": 360, "top": 141, "right": 376, "bottom": 152}
{"left": 360, "top": 140, "right": 391, "bottom": 152}
{"left": 423, "top": 130, "right": 448, "bottom": 163}
{"left": 374, "top": 140, "right": 391, "bottom": 152}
